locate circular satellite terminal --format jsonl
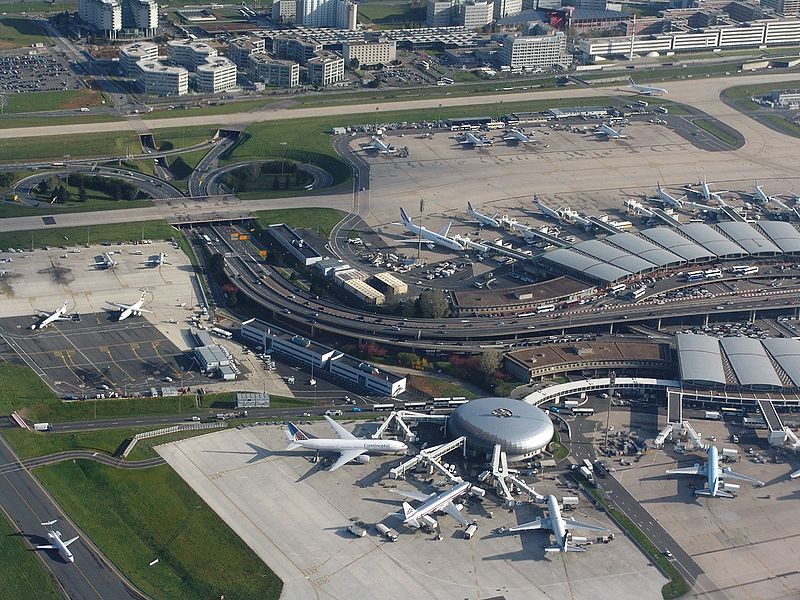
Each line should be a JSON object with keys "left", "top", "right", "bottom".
{"left": 447, "top": 397, "right": 554, "bottom": 461}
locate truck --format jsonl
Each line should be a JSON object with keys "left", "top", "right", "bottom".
{"left": 564, "top": 400, "right": 580, "bottom": 408}
{"left": 561, "top": 496, "right": 579, "bottom": 509}
{"left": 375, "top": 523, "right": 399, "bottom": 542}
{"left": 582, "top": 458, "right": 594, "bottom": 472}
{"left": 464, "top": 521, "right": 478, "bottom": 540}
{"left": 325, "top": 409, "right": 343, "bottom": 417}
{"left": 704, "top": 410, "right": 721, "bottom": 420}
{"left": 579, "top": 466, "right": 596, "bottom": 485}
{"left": 33, "top": 422, "right": 51, "bottom": 432}
{"left": 722, "top": 448, "right": 739, "bottom": 459}
{"left": 347, "top": 525, "right": 367, "bottom": 538}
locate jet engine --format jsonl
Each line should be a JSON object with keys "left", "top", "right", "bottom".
{"left": 355, "top": 455, "right": 370, "bottom": 464}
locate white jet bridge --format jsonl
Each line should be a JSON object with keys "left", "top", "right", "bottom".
{"left": 371, "top": 410, "right": 449, "bottom": 443}
{"left": 390, "top": 436, "right": 467, "bottom": 483}
{"left": 483, "top": 444, "right": 543, "bottom": 507}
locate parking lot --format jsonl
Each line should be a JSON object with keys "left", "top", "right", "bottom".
{"left": 0, "top": 49, "right": 83, "bottom": 95}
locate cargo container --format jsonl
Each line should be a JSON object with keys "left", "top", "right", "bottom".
{"left": 375, "top": 523, "right": 398, "bottom": 541}
{"left": 347, "top": 525, "right": 367, "bottom": 538}
{"left": 704, "top": 411, "right": 721, "bottom": 420}
{"left": 464, "top": 521, "right": 478, "bottom": 540}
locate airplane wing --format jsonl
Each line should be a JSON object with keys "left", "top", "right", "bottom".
{"left": 112, "top": 303, "right": 132, "bottom": 310}
{"left": 509, "top": 517, "right": 552, "bottom": 532}
{"left": 323, "top": 415, "right": 356, "bottom": 439}
{"left": 442, "top": 501, "right": 469, "bottom": 527}
{"left": 666, "top": 464, "right": 704, "bottom": 476}
{"left": 564, "top": 517, "right": 609, "bottom": 533}
{"left": 722, "top": 467, "right": 764, "bottom": 487}
{"left": 438, "top": 222, "right": 452, "bottom": 237}
{"left": 63, "top": 536, "right": 79, "bottom": 547}
{"left": 564, "top": 544, "right": 586, "bottom": 553}
{"left": 36, "top": 544, "right": 56, "bottom": 550}
{"left": 790, "top": 468, "right": 800, "bottom": 479}
{"left": 328, "top": 448, "right": 367, "bottom": 472}
{"left": 390, "top": 489, "right": 435, "bottom": 503}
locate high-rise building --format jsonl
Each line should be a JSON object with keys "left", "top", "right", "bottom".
{"left": 461, "top": 0, "right": 494, "bottom": 28}
{"left": 78, "top": 0, "right": 157, "bottom": 38}
{"left": 298, "top": 0, "right": 357, "bottom": 28}
{"left": 196, "top": 57, "right": 238, "bottom": 93}
{"left": 124, "top": 0, "right": 158, "bottom": 36}
{"left": 118, "top": 40, "right": 158, "bottom": 75}
{"left": 228, "top": 36, "right": 266, "bottom": 69}
{"left": 307, "top": 51, "right": 345, "bottom": 85}
{"left": 79, "top": 0, "right": 121, "bottom": 38}
{"left": 497, "top": 31, "right": 568, "bottom": 68}
{"left": 494, "top": 0, "right": 522, "bottom": 19}
{"left": 761, "top": 0, "right": 799, "bottom": 16}
{"left": 271, "top": 0, "right": 297, "bottom": 23}
{"left": 248, "top": 52, "right": 300, "bottom": 87}
{"left": 427, "top": 0, "right": 453, "bottom": 26}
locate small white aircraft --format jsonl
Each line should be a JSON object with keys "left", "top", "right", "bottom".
{"left": 666, "top": 445, "right": 764, "bottom": 498}
{"left": 503, "top": 129, "right": 532, "bottom": 144}
{"left": 111, "top": 290, "right": 152, "bottom": 321}
{"left": 594, "top": 123, "right": 627, "bottom": 139}
{"left": 145, "top": 252, "right": 169, "bottom": 267}
{"left": 628, "top": 77, "right": 667, "bottom": 96}
{"left": 391, "top": 480, "right": 484, "bottom": 529}
{"left": 458, "top": 131, "right": 493, "bottom": 147}
{"left": 366, "top": 136, "right": 396, "bottom": 155}
{"left": 467, "top": 201, "right": 501, "bottom": 228}
{"left": 93, "top": 252, "right": 118, "bottom": 269}
{"left": 649, "top": 183, "right": 685, "bottom": 209}
{"left": 35, "top": 520, "right": 79, "bottom": 563}
{"left": 752, "top": 180, "right": 777, "bottom": 204}
{"left": 685, "top": 176, "right": 727, "bottom": 203}
{"left": 31, "top": 300, "right": 71, "bottom": 330}
{"left": 399, "top": 207, "right": 465, "bottom": 252}
{"left": 285, "top": 416, "right": 407, "bottom": 472}
{"left": 508, "top": 494, "right": 609, "bottom": 553}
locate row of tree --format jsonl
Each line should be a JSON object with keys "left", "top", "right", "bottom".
{"left": 221, "top": 161, "right": 312, "bottom": 193}
{"left": 67, "top": 173, "right": 139, "bottom": 201}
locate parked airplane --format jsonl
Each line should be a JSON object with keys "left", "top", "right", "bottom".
{"left": 508, "top": 494, "right": 608, "bottom": 553}
{"left": 628, "top": 77, "right": 667, "bottom": 96}
{"left": 665, "top": 445, "right": 764, "bottom": 498}
{"left": 93, "top": 252, "right": 118, "bottom": 269}
{"left": 503, "top": 129, "right": 532, "bottom": 144}
{"left": 35, "top": 520, "right": 78, "bottom": 563}
{"left": 536, "top": 198, "right": 562, "bottom": 221}
{"left": 399, "top": 207, "right": 465, "bottom": 251}
{"left": 31, "top": 300, "right": 71, "bottom": 330}
{"left": 391, "top": 480, "right": 484, "bottom": 529}
{"left": 791, "top": 468, "right": 800, "bottom": 479}
{"left": 111, "top": 290, "right": 152, "bottom": 321}
{"left": 686, "top": 177, "right": 726, "bottom": 203}
{"left": 458, "top": 131, "right": 493, "bottom": 147}
{"left": 752, "top": 180, "right": 777, "bottom": 204}
{"left": 145, "top": 252, "right": 169, "bottom": 267}
{"left": 467, "top": 201, "right": 501, "bottom": 228}
{"left": 366, "top": 136, "right": 396, "bottom": 155}
{"left": 285, "top": 416, "right": 407, "bottom": 472}
{"left": 649, "top": 183, "right": 684, "bottom": 209}
{"left": 594, "top": 123, "right": 628, "bottom": 139}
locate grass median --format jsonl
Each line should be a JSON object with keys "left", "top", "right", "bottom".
{"left": 0, "top": 130, "right": 140, "bottom": 163}
{"left": 253, "top": 207, "right": 346, "bottom": 237}
{"left": 0, "top": 220, "right": 176, "bottom": 251}
{"left": 693, "top": 118, "right": 739, "bottom": 146}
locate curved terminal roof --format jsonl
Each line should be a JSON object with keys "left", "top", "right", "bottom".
{"left": 720, "top": 337, "right": 782, "bottom": 390}
{"left": 641, "top": 228, "right": 715, "bottom": 262}
{"left": 676, "top": 333, "right": 725, "bottom": 386}
{"left": 762, "top": 338, "right": 800, "bottom": 386}
{"left": 541, "top": 248, "right": 629, "bottom": 284}
{"left": 574, "top": 240, "right": 657, "bottom": 273}
{"left": 757, "top": 221, "right": 800, "bottom": 255}
{"left": 715, "top": 222, "right": 781, "bottom": 256}
{"left": 677, "top": 223, "right": 746, "bottom": 259}
{"left": 448, "top": 397, "right": 554, "bottom": 458}
{"left": 605, "top": 232, "right": 685, "bottom": 268}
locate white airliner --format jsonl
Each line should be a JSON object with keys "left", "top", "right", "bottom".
{"left": 31, "top": 300, "right": 71, "bottom": 330}
{"left": 36, "top": 520, "right": 79, "bottom": 563}
{"left": 285, "top": 416, "right": 407, "bottom": 472}
{"left": 666, "top": 445, "right": 764, "bottom": 498}
{"left": 111, "top": 290, "right": 152, "bottom": 321}
{"left": 791, "top": 468, "right": 800, "bottom": 479}
{"left": 628, "top": 77, "right": 667, "bottom": 96}
{"left": 459, "top": 131, "right": 493, "bottom": 147}
{"left": 686, "top": 177, "right": 726, "bottom": 203}
{"left": 93, "top": 252, "right": 118, "bottom": 269}
{"left": 399, "top": 207, "right": 465, "bottom": 252}
{"left": 503, "top": 129, "right": 532, "bottom": 144}
{"left": 366, "top": 136, "right": 396, "bottom": 155}
{"left": 145, "top": 252, "right": 169, "bottom": 267}
{"left": 594, "top": 123, "right": 627, "bottom": 139}
{"left": 650, "top": 183, "right": 684, "bottom": 209}
{"left": 391, "top": 480, "right": 484, "bottom": 529}
{"left": 467, "top": 201, "right": 501, "bottom": 228}
{"left": 752, "top": 180, "right": 776, "bottom": 204}
{"left": 508, "top": 494, "right": 608, "bottom": 553}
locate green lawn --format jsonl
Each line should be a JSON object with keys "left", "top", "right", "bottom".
{"left": 721, "top": 80, "right": 800, "bottom": 102}
{"left": 358, "top": 1, "right": 425, "bottom": 26}
{"left": 0, "top": 0, "right": 75, "bottom": 14}
{"left": 153, "top": 127, "right": 217, "bottom": 151}
{"left": 35, "top": 461, "right": 283, "bottom": 600}
{"left": 168, "top": 148, "right": 210, "bottom": 182}
{"left": 763, "top": 113, "right": 800, "bottom": 137}
{"left": 0, "top": 130, "right": 140, "bottom": 162}
{"left": 0, "top": 16, "right": 49, "bottom": 47}
{"left": 2, "top": 89, "right": 102, "bottom": 113}
{"left": 0, "top": 220, "right": 176, "bottom": 253}
{"left": 0, "top": 196, "right": 152, "bottom": 218}
{"left": 146, "top": 99, "right": 275, "bottom": 120}
{"left": 0, "top": 512, "right": 62, "bottom": 600}
{"left": 693, "top": 118, "right": 739, "bottom": 146}
{"left": 253, "top": 207, "right": 346, "bottom": 237}
{"left": 407, "top": 374, "right": 478, "bottom": 400}
{"left": 0, "top": 113, "right": 122, "bottom": 129}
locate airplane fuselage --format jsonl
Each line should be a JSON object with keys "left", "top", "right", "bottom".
{"left": 48, "top": 531, "right": 75, "bottom": 563}
{"left": 404, "top": 481, "right": 471, "bottom": 526}
{"left": 707, "top": 445, "right": 721, "bottom": 496}
{"left": 401, "top": 211, "right": 465, "bottom": 251}
{"left": 548, "top": 495, "right": 569, "bottom": 552}
{"left": 292, "top": 438, "right": 406, "bottom": 454}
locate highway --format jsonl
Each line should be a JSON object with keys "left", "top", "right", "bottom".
{"left": 0, "top": 434, "right": 148, "bottom": 600}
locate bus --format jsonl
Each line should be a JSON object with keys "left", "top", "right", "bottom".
{"left": 484, "top": 121, "right": 505, "bottom": 130}
{"left": 537, "top": 304, "right": 556, "bottom": 314}
{"left": 609, "top": 283, "right": 627, "bottom": 294}
{"left": 685, "top": 270, "right": 705, "bottom": 282}
{"left": 403, "top": 401, "right": 428, "bottom": 411}
{"left": 372, "top": 403, "right": 394, "bottom": 411}
{"left": 704, "top": 268, "right": 722, "bottom": 279}
{"left": 448, "top": 399, "right": 469, "bottom": 407}
{"left": 720, "top": 406, "right": 744, "bottom": 418}
{"left": 742, "top": 417, "right": 767, "bottom": 429}
{"left": 631, "top": 285, "right": 647, "bottom": 300}
{"left": 731, "top": 265, "right": 758, "bottom": 276}
{"left": 210, "top": 327, "right": 233, "bottom": 340}
{"left": 572, "top": 407, "right": 595, "bottom": 416}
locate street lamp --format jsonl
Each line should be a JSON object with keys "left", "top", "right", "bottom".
{"left": 279, "top": 141, "right": 288, "bottom": 185}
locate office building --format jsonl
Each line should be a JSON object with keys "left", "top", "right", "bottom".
{"left": 307, "top": 50, "right": 345, "bottom": 84}
{"left": 494, "top": 0, "right": 523, "bottom": 19}
{"left": 342, "top": 38, "right": 397, "bottom": 66}
{"left": 134, "top": 59, "right": 188, "bottom": 95}
{"left": 271, "top": 0, "right": 297, "bottom": 23}
{"left": 497, "top": 31, "right": 567, "bottom": 68}
{"left": 118, "top": 40, "right": 157, "bottom": 76}
{"left": 78, "top": 0, "right": 157, "bottom": 39}
{"left": 427, "top": 0, "right": 453, "bottom": 26}
{"left": 167, "top": 39, "right": 218, "bottom": 69}
{"left": 761, "top": 0, "right": 799, "bottom": 16}
{"left": 274, "top": 35, "right": 322, "bottom": 63}
{"left": 298, "top": 0, "right": 357, "bottom": 28}
{"left": 461, "top": 0, "right": 495, "bottom": 28}
{"left": 196, "top": 57, "right": 238, "bottom": 92}
{"left": 248, "top": 52, "right": 300, "bottom": 87}
{"left": 124, "top": 0, "right": 158, "bottom": 36}
{"left": 78, "top": 0, "right": 122, "bottom": 38}
{"left": 228, "top": 36, "right": 266, "bottom": 68}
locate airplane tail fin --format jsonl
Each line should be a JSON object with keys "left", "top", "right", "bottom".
{"left": 628, "top": 77, "right": 635, "bottom": 86}
{"left": 438, "top": 222, "right": 452, "bottom": 238}
{"left": 41, "top": 520, "right": 57, "bottom": 527}
{"left": 402, "top": 501, "right": 414, "bottom": 518}
{"left": 467, "top": 201, "right": 474, "bottom": 212}
{"left": 400, "top": 207, "right": 411, "bottom": 224}
{"left": 285, "top": 422, "right": 309, "bottom": 446}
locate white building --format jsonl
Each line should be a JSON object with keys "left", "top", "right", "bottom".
{"left": 498, "top": 31, "right": 567, "bottom": 68}
{"left": 240, "top": 319, "right": 336, "bottom": 368}
{"left": 274, "top": 35, "right": 323, "bottom": 64}
{"left": 494, "top": 0, "right": 522, "bottom": 19}
{"left": 167, "top": 39, "right": 218, "bottom": 69}
{"left": 271, "top": 0, "right": 297, "bottom": 23}
{"left": 196, "top": 56, "right": 238, "bottom": 92}
{"left": 79, "top": 0, "right": 121, "bottom": 38}
{"left": 134, "top": 59, "right": 188, "bottom": 95}
{"left": 118, "top": 40, "right": 157, "bottom": 76}
{"left": 125, "top": 0, "right": 158, "bottom": 37}
{"left": 298, "top": 0, "right": 357, "bottom": 28}
{"left": 461, "top": 0, "right": 494, "bottom": 28}
{"left": 427, "top": 0, "right": 453, "bottom": 26}
{"left": 342, "top": 38, "right": 397, "bottom": 66}
{"left": 228, "top": 36, "right": 266, "bottom": 68}
{"left": 78, "top": 0, "right": 157, "bottom": 38}
{"left": 329, "top": 355, "right": 407, "bottom": 396}
{"left": 247, "top": 52, "right": 300, "bottom": 87}
{"left": 307, "top": 51, "right": 345, "bottom": 85}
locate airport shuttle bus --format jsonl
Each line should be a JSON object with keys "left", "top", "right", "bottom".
{"left": 631, "top": 285, "right": 647, "bottom": 300}
{"left": 685, "top": 270, "right": 705, "bottom": 282}
{"left": 537, "top": 304, "right": 556, "bottom": 314}
{"left": 572, "top": 407, "right": 595, "bottom": 416}
{"left": 372, "top": 403, "right": 394, "bottom": 411}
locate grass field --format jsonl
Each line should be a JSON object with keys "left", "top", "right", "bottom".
{"left": 146, "top": 99, "right": 275, "bottom": 120}
{"left": 0, "top": 512, "right": 62, "bottom": 600}
{"left": 168, "top": 148, "right": 210, "bottom": 184}
{"left": 693, "top": 118, "right": 739, "bottom": 146}
{"left": 358, "top": 1, "right": 425, "bottom": 26}
{"left": 407, "top": 374, "right": 478, "bottom": 400}
{"left": 3, "top": 89, "right": 102, "bottom": 114}
{"left": 0, "top": 113, "right": 122, "bottom": 129}
{"left": 153, "top": 127, "right": 217, "bottom": 151}
{"left": 0, "top": 195, "right": 153, "bottom": 218}
{"left": 0, "top": 0, "right": 75, "bottom": 14}
{"left": 0, "top": 219, "right": 175, "bottom": 254}
{"left": 0, "top": 16, "right": 49, "bottom": 48}
{"left": 253, "top": 207, "right": 346, "bottom": 237}
{"left": 35, "top": 461, "right": 283, "bottom": 600}
{"left": 763, "top": 113, "right": 800, "bottom": 137}
{"left": 0, "top": 130, "right": 140, "bottom": 162}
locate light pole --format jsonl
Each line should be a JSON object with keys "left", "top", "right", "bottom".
{"left": 279, "top": 141, "right": 287, "bottom": 186}
{"left": 417, "top": 197, "right": 424, "bottom": 263}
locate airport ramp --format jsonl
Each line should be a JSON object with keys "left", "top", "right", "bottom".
{"left": 667, "top": 389, "right": 682, "bottom": 424}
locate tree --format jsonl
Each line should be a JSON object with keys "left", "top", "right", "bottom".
{"left": 349, "top": 57, "right": 360, "bottom": 70}
{"left": 416, "top": 289, "right": 450, "bottom": 319}
{"left": 55, "top": 184, "right": 70, "bottom": 204}
{"left": 477, "top": 350, "right": 502, "bottom": 384}
{"left": 272, "top": 176, "right": 280, "bottom": 189}
{"left": 209, "top": 253, "right": 226, "bottom": 283}
{"left": 78, "top": 184, "right": 87, "bottom": 202}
